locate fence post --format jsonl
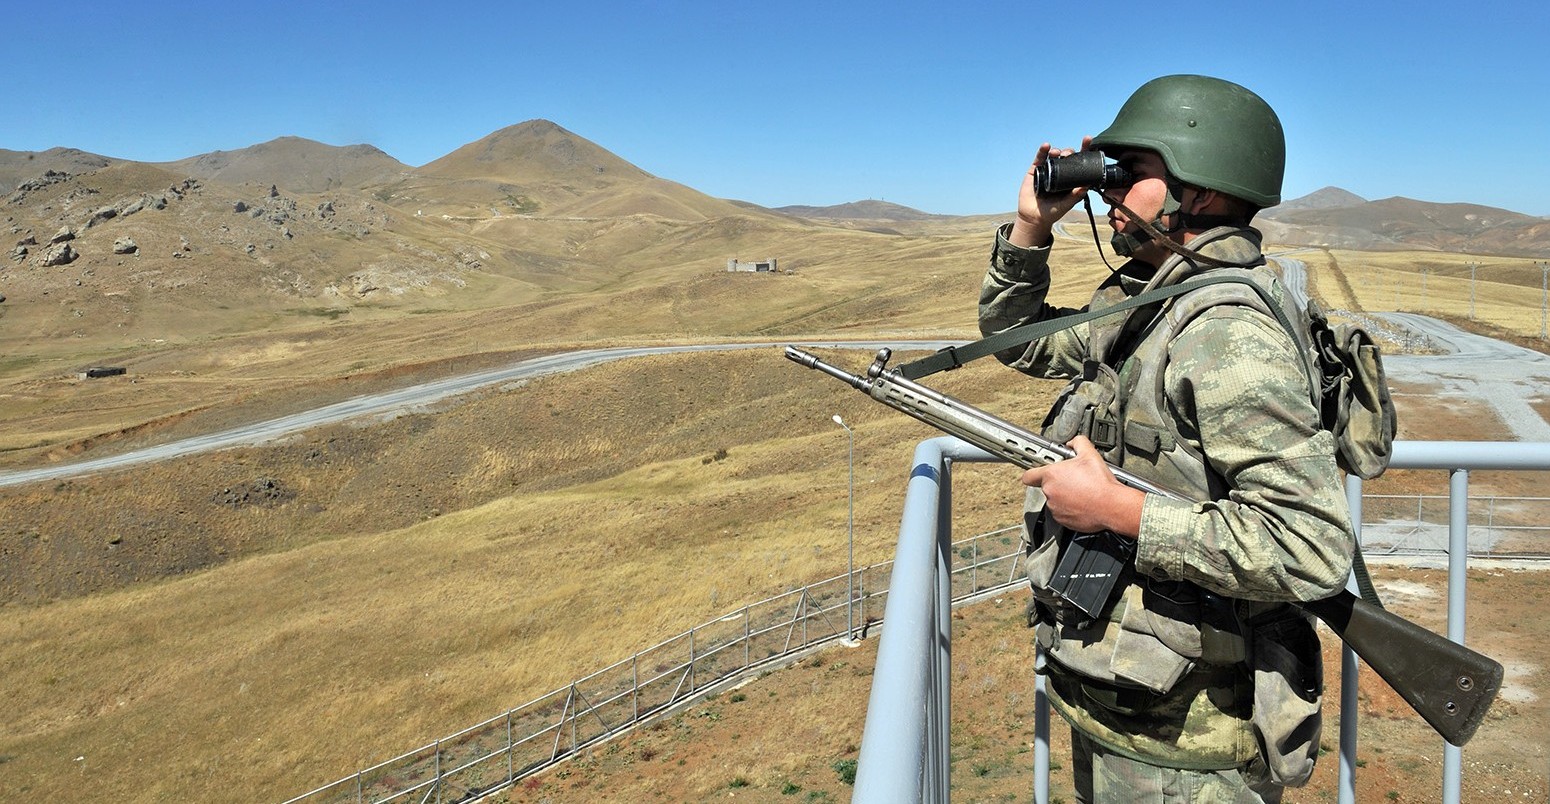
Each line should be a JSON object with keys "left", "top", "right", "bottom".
{"left": 632, "top": 656, "right": 640, "bottom": 722}
{"left": 1442, "top": 469, "right": 1470, "bottom": 804}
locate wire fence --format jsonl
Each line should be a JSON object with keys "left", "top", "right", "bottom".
{"left": 281, "top": 525, "right": 1027, "bottom": 804}
{"left": 1361, "top": 494, "right": 1550, "bottom": 557}
{"left": 282, "top": 490, "right": 1550, "bottom": 804}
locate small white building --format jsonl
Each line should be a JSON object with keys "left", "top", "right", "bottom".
{"left": 726, "top": 258, "right": 779, "bottom": 273}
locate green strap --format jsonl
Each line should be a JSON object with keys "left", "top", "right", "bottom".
{"left": 900, "top": 271, "right": 1386, "bottom": 608}
{"left": 1350, "top": 543, "right": 1385, "bottom": 608}
{"left": 899, "top": 273, "right": 1305, "bottom": 380}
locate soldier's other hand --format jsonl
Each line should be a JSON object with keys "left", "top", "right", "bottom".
{"left": 1009, "top": 136, "right": 1094, "bottom": 248}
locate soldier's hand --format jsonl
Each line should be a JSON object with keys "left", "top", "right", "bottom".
{"left": 1020, "top": 435, "right": 1143, "bottom": 537}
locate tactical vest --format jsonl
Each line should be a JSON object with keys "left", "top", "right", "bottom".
{"left": 1025, "top": 229, "right": 1325, "bottom": 769}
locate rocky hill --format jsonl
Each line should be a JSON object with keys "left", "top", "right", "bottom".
{"left": 0, "top": 146, "right": 117, "bottom": 191}
{"left": 776, "top": 199, "right": 955, "bottom": 221}
{"left": 385, "top": 120, "right": 759, "bottom": 220}
{"left": 165, "top": 136, "right": 409, "bottom": 193}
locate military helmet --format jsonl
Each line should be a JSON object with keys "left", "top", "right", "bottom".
{"left": 1092, "top": 75, "right": 1285, "bottom": 209}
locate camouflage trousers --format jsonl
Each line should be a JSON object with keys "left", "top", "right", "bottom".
{"left": 1070, "top": 729, "right": 1282, "bottom": 804}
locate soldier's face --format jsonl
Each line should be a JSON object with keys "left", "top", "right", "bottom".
{"left": 1099, "top": 150, "right": 1169, "bottom": 233}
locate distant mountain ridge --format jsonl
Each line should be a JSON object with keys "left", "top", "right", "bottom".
{"left": 1257, "top": 189, "right": 1550, "bottom": 256}
{"left": 4, "top": 123, "right": 1547, "bottom": 257}
{"left": 775, "top": 199, "right": 953, "bottom": 221}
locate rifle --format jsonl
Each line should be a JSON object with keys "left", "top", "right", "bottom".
{"left": 786, "top": 345, "right": 1502, "bottom": 747}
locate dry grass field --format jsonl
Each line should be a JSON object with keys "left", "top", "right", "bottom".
{"left": 0, "top": 345, "right": 1051, "bottom": 802}
{"left": 4, "top": 132, "right": 1549, "bottom": 803}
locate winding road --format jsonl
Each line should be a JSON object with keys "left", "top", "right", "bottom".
{"left": 0, "top": 341, "right": 958, "bottom": 489}
{"left": 2, "top": 244, "right": 1545, "bottom": 490}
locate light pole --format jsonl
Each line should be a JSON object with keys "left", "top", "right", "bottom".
{"left": 1539, "top": 261, "right": 1548, "bottom": 340}
{"left": 1468, "top": 261, "right": 1478, "bottom": 321}
{"left": 832, "top": 414, "right": 856, "bottom": 643}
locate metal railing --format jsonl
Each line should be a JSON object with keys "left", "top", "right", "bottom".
{"left": 852, "top": 438, "right": 1550, "bottom": 804}
{"left": 282, "top": 524, "right": 1028, "bottom": 804}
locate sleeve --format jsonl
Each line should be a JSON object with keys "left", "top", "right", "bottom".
{"left": 977, "top": 223, "right": 1089, "bottom": 379}
{"left": 1132, "top": 306, "right": 1355, "bottom": 602}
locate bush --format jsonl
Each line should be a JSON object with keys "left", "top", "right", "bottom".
{"left": 832, "top": 758, "right": 857, "bottom": 786}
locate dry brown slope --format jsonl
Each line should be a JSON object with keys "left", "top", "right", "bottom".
{"left": 0, "top": 347, "right": 1047, "bottom": 803}
{"left": 0, "top": 201, "right": 1013, "bottom": 466}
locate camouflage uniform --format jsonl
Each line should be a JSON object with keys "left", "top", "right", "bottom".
{"left": 980, "top": 222, "right": 1354, "bottom": 798}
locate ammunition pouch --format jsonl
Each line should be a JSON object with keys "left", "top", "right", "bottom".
{"left": 1024, "top": 508, "right": 1248, "bottom": 698}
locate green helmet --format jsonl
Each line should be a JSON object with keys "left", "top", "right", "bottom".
{"left": 1092, "top": 75, "right": 1285, "bottom": 209}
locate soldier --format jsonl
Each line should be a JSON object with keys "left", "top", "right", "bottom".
{"left": 980, "top": 75, "right": 1356, "bottom": 802}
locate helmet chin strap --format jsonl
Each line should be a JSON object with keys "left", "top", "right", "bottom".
{"left": 1104, "top": 183, "right": 1260, "bottom": 269}
{"left": 1108, "top": 179, "right": 1182, "bottom": 258}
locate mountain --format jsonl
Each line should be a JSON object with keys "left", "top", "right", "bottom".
{"left": 1261, "top": 189, "right": 1550, "bottom": 256}
{"left": 166, "top": 136, "right": 409, "bottom": 193}
{"left": 396, "top": 120, "right": 755, "bottom": 220}
{"left": 775, "top": 200, "right": 952, "bottom": 221}
{"left": 0, "top": 146, "right": 116, "bottom": 192}
{"left": 1274, "top": 186, "right": 1368, "bottom": 211}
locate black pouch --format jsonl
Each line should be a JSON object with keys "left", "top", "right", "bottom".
{"left": 1047, "top": 531, "right": 1134, "bottom": 621}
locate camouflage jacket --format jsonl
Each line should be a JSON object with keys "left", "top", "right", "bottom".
{"left": 979, "top": 223, "right": 1354, "bottom": 768}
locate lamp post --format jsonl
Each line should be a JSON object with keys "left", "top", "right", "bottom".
{"left": 832, "top": 414, "right": 855, "bottom": 642}
{"left": 1539, "top": 261, "right": 1548, "bottom": 340}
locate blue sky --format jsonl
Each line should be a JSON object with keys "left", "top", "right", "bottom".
{"left": 11, "top": 1, "right": 1548, "bottom": 216}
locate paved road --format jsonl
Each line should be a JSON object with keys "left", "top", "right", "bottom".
{"left": 5, "top": 243, "right": 1545, "bottom": 489}
{"left": 0, "top": 341, "right": 958, "bottom": 489}
{"left": 1377, "top": 313, "right": 1550, "bottom": 441}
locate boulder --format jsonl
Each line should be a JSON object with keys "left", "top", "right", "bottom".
{"left": 86, "top": 206, "right": 118, "bottom": 228}
{"left": 40, "top": 243, "right": 77, "bottom": 266}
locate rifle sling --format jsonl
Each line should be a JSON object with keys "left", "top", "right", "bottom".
{"left": 899, "top": 273, "right": 1306, "bottom": 382}
{"left": 905, "top": 273, "right": 1385, "bottom": 609}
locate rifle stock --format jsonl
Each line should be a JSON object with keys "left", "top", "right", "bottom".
{"left": 787, "top": 345, "right": 1502, "bottom": 747}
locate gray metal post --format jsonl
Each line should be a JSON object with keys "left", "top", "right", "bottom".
{"left": 932, "top": 458, "right": 954, "bottom": 800}
{"left": 1443, "top": 469, "right": 1469, "bottom": 804}
{"left": 852, "top": 439, "right": 949, "bottom": 802}
{"left": 1338, "top": 475, "right": 1365, "bottom": 804}
{"left": 1034, "top": 650, "right": 1050, "bottom": 804}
